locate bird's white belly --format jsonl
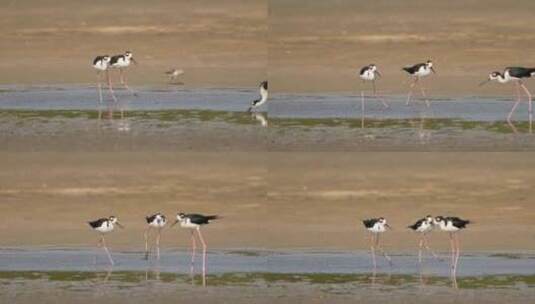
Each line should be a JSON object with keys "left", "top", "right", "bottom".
{"left": 95, "top": 224, "right": 114, "bottom": 233}
{"left": 360, "top": 71, "right": 375, "bottom": 81}
{"left": 415, "top": 68, "right": 431, "bottom": 77}
{"left": 112, "top": 60, "right": 129, "bottom": 68}
{"left": 149, "top": 221, "right": 166, "bottom": 228}
{"left": 369, "top": 226, "right": 386, "bottom": 233}
{"left": 440, "top": 223, "right": 459, "bottom": 232}
{"left": 94, "top": 62, "right": 108, "bottom": 71}
{"left": 181, "top": 222, "right": 199, "bottom": 229}
{"left": 416, "top": 225, "right": 433, "bottom": 233}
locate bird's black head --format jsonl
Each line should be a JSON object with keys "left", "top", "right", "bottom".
{"left": 260, "top": 81, "right": 268, "bottom": 90}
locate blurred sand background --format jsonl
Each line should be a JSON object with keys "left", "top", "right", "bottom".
{"left": 2, "top": 1, "right": 535, "bottom": 95}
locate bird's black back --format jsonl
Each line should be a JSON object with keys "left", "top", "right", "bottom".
{"left": 260, "top": 81, "right": 268, "bottom": 90}
{"left": 447, "top": 217, "right": 471, "bottom": 229}
{"left": 93, "top": 56, "right": 106, "bottom": 65}
{"left": 110, "top": 55, "right": 125, "bottom": 65}
{"left": 408, "top": 218, "right": 425, "bottom": 230}
{"left": 359, "top": 66, "right": 370, "bottom": 75}
{"left": 146, "top": 214, "right": 158, "bottom": 224}
{"left": 187, "top": 214, "right": 219, "bottom": 225}
{"left": 506, "top": 67, "right": 535, "bottom": 79}
{"left": 363, "top": 218, "right": 379, "bottom": 228}
{"left": 403, "top": 63, "right": 426, "bottom": 74}
{"left": 88, "top": 218, "right": 107, "bottom": 228}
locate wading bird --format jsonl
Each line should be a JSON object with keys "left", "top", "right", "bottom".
{"left": 171, "top": 213, "right": 219, "bottom": 284}
{"left": 165, "top": 68, "right": 184, "bottom": 84}
{"left": 359, "top": 64, "right": 389, "bottom": 109}
{"left": 408, "top": 215, "right": 440, "bottom": 263}
{"left": 92, "top": 55, "right": 117, "bottom": 103}
{"left": 479, "top": 67, "right": 535, "bottom": 131}
{"left": 88, "top": 216, "right": 124, "bottom": 265}
{"left": 403, "top": 60, "right": 436, "bottom": 107}
{"left": 110, "top": 51, "right": 138, "bottom": 96}
{"left": 433, "top": 216, "right": 470, "bottom": 275}
{"left": 248, "top": 81, "right": 268, "bottom": 112}
{"left": 362, "top": 217, "right": 392, "bottom": 269}
{"left": 144, "top": 213, "right": 167, "bottom": 260}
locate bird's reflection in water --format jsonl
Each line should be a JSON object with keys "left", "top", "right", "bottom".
{"left": 251, "top": 112, "right": 268, "bottom": 127}
{"left": 417, "top": 113, "right": 432, "bottom": 145}
{"left": 97, "top": 100, "right": 131, "bottom": 132}
{"left": 369, "top": 271, "right": 392, "bottom": 288}
{"left": 145, "top": 263, "right": 161, "bottom": 281}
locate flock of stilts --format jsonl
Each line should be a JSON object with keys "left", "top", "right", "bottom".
{"left": 93, "top": 54, "right": 535, "bottom": 128}
{"left": 88, "top": 212, "right": 470, "bottom": 279}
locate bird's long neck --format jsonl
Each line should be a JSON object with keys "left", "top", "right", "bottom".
{"left": 497, "top": 73, "right": 508, "bottom": 83}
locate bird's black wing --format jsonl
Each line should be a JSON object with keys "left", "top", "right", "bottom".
{"left": 146, "top": 214, "right": 158, "bottom": 224}
{"left": 109, "top": 55, "right": 124, "bottom": 65}
{"left": 403, "top": 63, "right": 425, "bottom": 74}
{"left": 359, "top": 66, "right": 370, "bottom": 75}
{"left": 88, "top": 218, "right": 107, "bottom": 228}
{"left": 447, "top": 217, "right": 470, "bottom": 229}
{"left": 408, "top": 218, "right": 425, "bottom": 230}
{"left": 260, "top": 81, "right": 268, "bottom": 90}
{"left": 187, "top": 214, "right": 219, "bottom": 225}
{"left": 93, "top": 56, "right": 105, "bottom": 65}
{"left": 506, "top": 67, "right": 535, "bottom": 78}
{"left": 362, "top": 218, "right": 379, "bottom": 228}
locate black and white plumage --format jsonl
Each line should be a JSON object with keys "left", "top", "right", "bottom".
{"left": 171, "top": 212, "right": 219, "bottom": 286}
{"left": 403, "top": 60, "right": 435, "bottom": 107}
{"left": 88, "top": 216, "right": 123, "bottom": 265}
{"left": 248, "top": 81, "right": 268, "bottom": 112}
{"left": 358, "top": 64, "right": 389, "bottom": 109}
{"left": 434, "top": 216, "right": 471, "bottom": 275}
{"left": 144, "top": 212, "right": 167, "bottom": 260}
{"left": 409, "top": 215, "right": 440, "bottom": 262}
{"left": 480, "top": 67, "right": 535, "bottom": 128}
{"left": 92, "top": 55, "right": 116, "bottom": 103}
{"left": 362, "top": 217, "right": 392, "bottom": 268}
{"left": 109, "top": 51, "right": 138, "bottom": 96}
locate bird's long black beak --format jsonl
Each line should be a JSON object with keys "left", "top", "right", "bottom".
{"left": 479, "top": 79, "right": 490, "bottom": 87}
{"left": 430, "top": 67, "right": 436, "bottom": 74}
{"left": 170, "top": 220, "right": 178, "bottom": 227}
{"left": 131, "top": 58, "right": 138, "bottom": 65}
{"left": 116, "top": 222, "right": 124, "bottom": 229}
{"left": 385, "top": 223, "right": 393, "bottom": 230}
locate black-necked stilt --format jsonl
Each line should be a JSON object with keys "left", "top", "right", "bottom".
{"left": 408, "top": 215, "right": 440, "bottom": 263}
{"left": 248, "top": 81, "right": 268, "bottom": 112}
{"left": 88, "top": 216, "right": 124, "bottom": 265}
{"left": 165, "top": 68, "right": 184, "bottom": 83}
{"left": 359, "top": 64, "right": 389, "bottom": 109}
{"left": 362, "top": 217, "right": 392, "bottom": 268}
{"left": 171, "top": 213, "right": 219, "bottom": 284}
{"left": 92, "top": 55, "right": 117, "bottom": 103}
{"left": 480, "top": 67, "right": 535, "bottom": 131}
{"left": 110, "top": 51, "right": 138, "bottom": 96}
{"left": 403, "top": 60, "right": 435, "bottom": 107}
{"left": 433, "top": 216, "right": 470, "bottom": 275}
{"left": 144, "top": 212, "right": 167, "bottom": 260}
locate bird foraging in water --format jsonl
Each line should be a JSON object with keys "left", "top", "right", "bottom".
{"left": 479, "top": 67, "right": 535, "bottom": 131}
{"left": 171, "top": 213, "right": 219, "bottom": 284}
{"left": 433, "top": 216, "right": 470, "bottom": 276}
{"left": 362, "top": 217, "right": 392, "bottom": 269}
{"left": 92, "top": 55, "right": 116, "bottom": 103}
{"left": 248, "top": 81, "right": 268, "bottom": 112}
{"left": 358, "top": 64, "right": 389, "bottom": 109}
{"left": 109, "top": 51, "right": 138, "bottom": 96}
{"left": 165, "top": 68, "right": 185, "bottom": 83}
{"left": 144, "top": 213, "right": 167, "bottom": 260}
{"left": 408, "top": 215, "right": 440, "bottom": 263}
{"left": 403, "top": 60, "right": 436, "bottom": 107}
{"left": 88, "top": 216, "right": 124, "bottom": 265}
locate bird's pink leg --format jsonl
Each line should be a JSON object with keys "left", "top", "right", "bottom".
{"left": 144, "top": 227, "right": 150, "bottom": 260}
{"left": 449, "top": 233, "right": 455, "bottom": 272}
{"left": 520, "top": 82, "right": 533, "bottom": 133}
{"left": 120, "top": 68, "right": 136, "bottom": 96}
{"left": 197, "top": 228, "right": 207, "bottom": 287}
{"left": 106, "top": 70, "right": 117, "bottom": 102}
{"left": 373, "top": 80, "right": 390, "bottom": 109}
{"left": 190, "top": 230, "right": 197, "bottom": 276}
{"left": 418, "top": 236, "right": 424, "bottom": 264}
{"left": 418, "top": 81, "right": 430, "bottom": 108}
{"left": 156, "top": 228, "right": 161, "bottom": 260}
{"left": 101, "top": 235, "right": 114, "bottom": 266}
{"left": 454, "top": 233, "right": 461, "bottom": 276}
{"left": 96, "top": 72, "right": 103, "bottom": 105}
{"left": 375, "top": 233, "right": 392, "bottom": 266}
{"left": 370, "top": 233, "right": 377, "bottom": 270}
{"left": 423, "top": 233, "right": 440, "bottom": 260}
{"left": 508, "top": 82, "right": 522, "bottom": 123}
{"left": 406, "top": 77, "right": 418, "bottom": 105}
{"left": 361, "top": 91, "right": 365, "bottom": 129}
